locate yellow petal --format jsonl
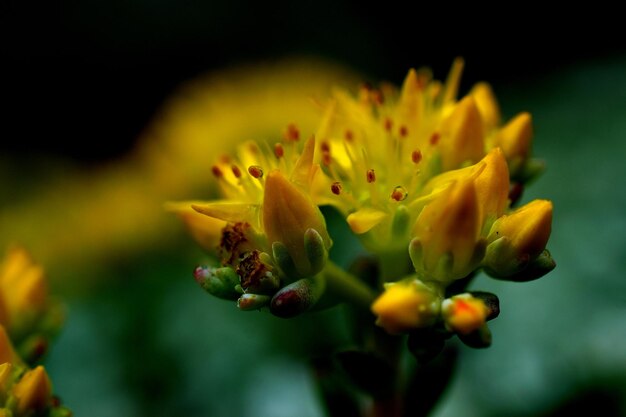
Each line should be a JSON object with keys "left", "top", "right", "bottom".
{"left": 290, "top": 135, "right": 316, "bottom": 187}
{"left": 413, "top": 177, "right": 481, "bottom": 281}
{"left": 470, "top": 82, "right": 501, "bottom": 129}
{"left": 438, "top": 96, "right": 485, "bottom": 170}
{"left": 0, "top": 326, "right": 20, "bottom": 366}
{"left": 0, "top": 362, "right": 12, "bottom": 393}
{"left": 346, "top": 208, "right": 389, "bottom": 235}
{"left": 165, "top": 201, "right": 227, "bottom": 252}
{"left": 192, "top": 201, "right": 260, "bottom": 228}
{"left": 442, "top": 57, "right": 464, "bottom": 104}
{"left": 12, "top": 365, "right": 52, "bottom": 414}
{"left": 473, "top": 148, "right": 510, "bottom": 219}
{"left": 497, "top": 112, "right": 533, "bottom": 162}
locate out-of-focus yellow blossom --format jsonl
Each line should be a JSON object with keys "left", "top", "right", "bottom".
{"left": 0, "top": 297, "right": 68, "bottom": 416}
{"left": 0, "top": 60, "right": 356, "bottom": 287}
{"left": 371, "top": 280, "right": 441, "bottom": 334}
{"left": 441, "top": 293, "right": 489, "bottom": 335}
{"left": 0, "top": 327, "right": 21, "bottom": 367}
{"left": 0, "top": 248, "right": 63, "bottom": 362}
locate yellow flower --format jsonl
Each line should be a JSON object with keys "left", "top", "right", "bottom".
{"left": 309, "top": 58, "right": 527, "bottom": 259}
{"left": 441, "top": 294, "right": 489, "bottom": 335}
{"left": 371, "top": 280, "right": 441, "bottom": 334}
{"left": 0, "top": 248, "right": 47, "bottom": 325}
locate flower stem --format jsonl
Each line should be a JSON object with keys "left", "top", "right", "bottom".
{"left": 323, "top": 261, "right": 378, "bottom": 310}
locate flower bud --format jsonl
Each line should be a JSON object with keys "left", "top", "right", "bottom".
{"left": 484, "top": 199, "right": 553, "bottom": 277}
{"left": 411, "top": 178, "right": 485, "bottom": 283}
{"left": 371, "top": 280, "right": 442, "bottom": 334}
{"left": 237, "top": 294, "right": 271, "bottom": 311}
{"left": 270, "top": 275, "right": 326, "bottom": 318}
{"left": 263, "top": 170, "right": 331, "bottom": 278}
{"left": 0, "top": 326, "right": 21, "bottom": 366}
{"left": 12, "top": 365, "right": 52, "bottom": 415}
{"left": 193, "top": 266, "right": 241, "bottom": 300}
{"left": 441, "top": 293, "right": 489, "bottom": 335}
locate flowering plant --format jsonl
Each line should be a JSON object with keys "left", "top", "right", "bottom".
{"left": 170, "top": 59, "right": 555, "bottom": 416}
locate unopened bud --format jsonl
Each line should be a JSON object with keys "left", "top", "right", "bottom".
{"left": 194, "top": 266, "right": 241, "bottom": 300}
{"left": 12, "top": 365, "right": 52, "bottom": 415}
{"left": 441, "top": 293, "right": 489, "bottom": 335}
{"left": 270, "top": 275, "right": 326, "bottom": 318}
{"left": 263, "top": 170, "right": 332, "bottom": 278}
{"left": 371, "top": 280, "right": 442, "bottom": 334}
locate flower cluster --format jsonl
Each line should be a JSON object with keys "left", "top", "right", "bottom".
{"left": 0, "top": 248, "right": 70, "bottom": 416}
{"left": 170, "top": 59, "right": 555, "bottom": 357}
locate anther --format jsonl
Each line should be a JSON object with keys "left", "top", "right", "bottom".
{"left": 211, "top": 165, "right": 223, "bottom": 178}
{"left": 391, "top": 186, "right": 408, "bottom": 202}
{"left": 231, "top": 165, "right": 242, "bottom": 178}
{"left": 366, "top": 169, "right": 376, "bottom": 183}
{"left": 320, "top": 141, "right": 331, "bottom": 153}
{"left": 384, "top": 118, "right": 393, "bottom": 132}
{"left": 399, "top": 125, "right": 408, "bottom": 137}
{"left": 248, "top": 165, "right": 264, "bottom": 179}
{"left": 284, "top": 123, "right": 300, "bottom": 142}
{"left": 372, "top": 90, "right": 384, "bottom": 105}
{"left": 331, "top": 182, "right": 342, "bottom": 195}
{"left": 429, "top": 132, "right": 440, "bottom": 145}
{"left": 344, "top": 129, "right": 354, "bottom": 142}
{"left": 274, "top": 143, "right": 285, "bottom": 158}
{"left": 411, "top": 149, "right": 422, "bottom": 164}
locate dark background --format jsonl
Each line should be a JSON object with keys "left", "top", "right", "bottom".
{"left": 3, "top": 1, "right": 624, "bottom": 163}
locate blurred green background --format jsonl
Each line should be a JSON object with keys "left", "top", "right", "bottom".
{"left": 2, "top": 2, "right": 626, "bottom": 416}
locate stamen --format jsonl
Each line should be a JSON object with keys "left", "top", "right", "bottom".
{"left": 212, "top": 165, "right": 223, "bottom": 178}
{"left": 321, "top": 140, "right": 332, "bottom": 166}
{"left": 372, "top": 90, "right": 384, "bottom": 105}
{"left": 274, "top": 143, "right": 284, "bottom": 158}
{"left": 331, "top": 182, "right": 342, "bottom": 195}
{"left": 219, "top": 222, "right": 251, "bottom": 265}
{"left": 284, "top": 123, "right": 300, "bottom": 142}
{"left": 384, "top": 118, "right": 393, "bottom": 132}
{"left": 399, "top": 125, "right": 408, "bottom": 138}
{"left": 231, "top": 165, "right": 242, "bottom": 178}
{"left": 391, "top": 186, "right": 408, "bottom": 202}
{"left": 366, "top": 169, "right": 376, "bottom": 183}
{"left": 411, "top": 149, "right": 422, "bottom": 164}
{"left": 430, "top": 132, "right": 440, "bottom": 145}
{"left": 248, "top": 165, "right": 264, "bottom": 179}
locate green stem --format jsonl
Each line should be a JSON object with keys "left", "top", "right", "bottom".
{"left": 323, "top": 261, "right": 377, "bottom": 310}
